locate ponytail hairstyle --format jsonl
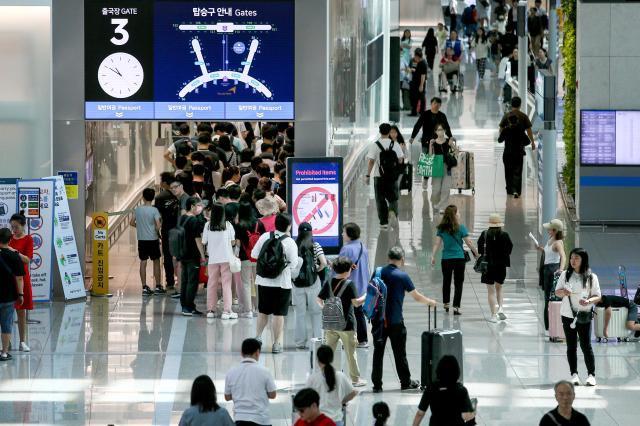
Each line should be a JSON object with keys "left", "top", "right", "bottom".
{"left": 10, "top": 211, "right": 27, "bottom": 227}
{"left": 372, "top": 401, "right": 390, "bottom": 426}
{"left": 316, "top": 345, "right": 336, "bottom": 392}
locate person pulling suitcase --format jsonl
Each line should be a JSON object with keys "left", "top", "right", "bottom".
{"left": 370, "top": 247, "right": 438, "bottom": 393}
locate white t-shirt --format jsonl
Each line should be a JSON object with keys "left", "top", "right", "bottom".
{"left": 366, "top": 138, "right": 405, "bottom": 178}
{"left": 306, "top": 369, "right": 354, "bottom": 422}
{"left": 251, "top": 230, "right": 300, "bottom": 289}
{"left": 202, "top": 221, "right": 236, "bottom": 264}
{"left": 225, "top": 358, "right": 277, "bottom": 425}
{"left": 554, "top": 270, "right": 601, "bottom": 319}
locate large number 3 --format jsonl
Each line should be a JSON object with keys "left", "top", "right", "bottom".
{"left": 110, "top": 18, "right": 129, "bottom": 45}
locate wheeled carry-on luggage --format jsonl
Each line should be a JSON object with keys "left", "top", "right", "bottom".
{"left": 451, "top": 151, "right": 475, "bottom": 194}
{"left": 400, "top": 163, "right": 413, "bottom": 193}
{"left": 548, "top": 301, "right": 566, "bottom": 342}
{"left": 594, "top": 306, "right": 630, "bottom": 342}
{"left": 421, "top": 306, "right": 464, "bottom": 389}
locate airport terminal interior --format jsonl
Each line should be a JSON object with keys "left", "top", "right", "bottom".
{"left": 2, "top": 0, "right": 640, "bottom": 425}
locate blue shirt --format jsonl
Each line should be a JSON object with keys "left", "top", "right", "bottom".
{"left": 445, "top": 39, "right": 462, "bottom": 59}
{"left": 437, "top": 224, "right": 469, "bottom": 260}
{"left": 339, "top": 240, "right": 370, "bottom": 296}
{"left": 380, "top": 264, "right": 416, "bottom": 325}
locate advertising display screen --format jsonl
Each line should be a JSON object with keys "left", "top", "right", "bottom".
{"left": 581, "top": 110, "right": 640, "bottom": 165}
{"left": 85, "top": 0, "right": 294, "bottom": 120}
{"left": 287, "top": 158, "right": 343, "bottom": 254}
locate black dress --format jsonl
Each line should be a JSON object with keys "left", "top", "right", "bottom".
{"left": 478, "top": 229, "right": 513, "bottom": 284}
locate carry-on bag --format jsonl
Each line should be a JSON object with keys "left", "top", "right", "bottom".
{"left": 548, "top": 301, "right": 565, "bottom": 342}
{"left": 594, "top": 306, "right": 630, "bottom": 342}
{"left": 421, "top": 306, "right": 464, "bottom": 389}
{"left": 400, "top": 163, "right": 413, "bottom": 192}
{"left": 451, "top": 151, "right": 475, "bottom": 194}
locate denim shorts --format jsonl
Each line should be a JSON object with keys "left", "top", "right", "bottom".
{"left": 0, "top": 302, "right": 15, "bottom": 334}
{"left": 628, "top": 303, "right": 638, "bottom": 323}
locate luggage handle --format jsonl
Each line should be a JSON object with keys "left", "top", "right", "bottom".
{"left": 428, "top": 305, "right": 437, "bottom": 330}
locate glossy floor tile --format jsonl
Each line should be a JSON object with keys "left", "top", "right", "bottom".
{"left": 2, "top": 49, "right": 639, "bottom": 426}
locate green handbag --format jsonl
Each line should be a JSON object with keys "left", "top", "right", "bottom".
{"left": 417, "top": 153, "right": 444, "bottom": 178}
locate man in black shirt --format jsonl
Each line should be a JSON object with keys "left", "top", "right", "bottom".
{"left": 155, "top": 172, "right": 180, "bottom": 294}
{"left": 0, "top": 227, "right": 25, "bottom": 361}
{"left": 409, "top": 48, "right": 428, "bottom": 117}
{"left": 179, "top": 197, "right": 206, "bottom": 316}
{"left": 409, "top": 97, "right": 454, "bottom": 151}
{"left": 539, "top": 381, "right": 590, "bottom": 426}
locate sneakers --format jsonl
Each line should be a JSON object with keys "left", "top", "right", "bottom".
{"left": 192, "top": 309, "right": 204, "bottom": 316}
{"left": 570, "top": 373, "right": 581, "bottom": 386}
{"left": 19, "top": 342, "right": 30, "bottom": 352}
{"left": 171, "top": 292, "right": 181, "bottom": 299}
{"left": 488, "top": 314, "right": 498, "bottom": 323}
{"left": 142, "top": 285, "right": 154, "bottom": 296}
{"left": 272, "top": 343, "right": 283, "bottom": 354}
{"left": 165, "top": 287, "right": 178, "bottom": 296}
{"left": 497, "top": 307, "right": 507, "bottom": 321}
{"left": 585, "top": 375, "right": 597, "bottom": 386}
{"left": 296, "top": 344, "right": 308, "bottom": 350}
{"left": 372, "top": 386, "right": 383, "bottom": 393}
{"left": 181, "top": 308, "right": 193, "bottom": 316}
{"left": 240, "top": 312, "right": 254, "bottom": 319}
{"left": 453, "top": 308, "right": 462, "bottom": 316}
{"left": 206, "top": 311, "right": 215, "bottom": 319}
{"left": 352, "top": 379, "right": 367, "bottom": 387}
{"left": 154, "top": 286, "right": 166, "bottom": 295}
{"left": 0, "top": 352, "right": 12, "bottom": 361}
{"left": 357, "top": 342, "right": 369, "bottom": 349}
{"left": 401, "top": 380, "right": 420, "bottom": 391}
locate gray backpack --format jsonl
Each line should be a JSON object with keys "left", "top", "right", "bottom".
{"left": 322, "top": 280, "right": 349, "bottom": 331}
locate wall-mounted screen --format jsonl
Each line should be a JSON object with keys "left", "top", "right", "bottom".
{"left": 85, "top": 0, "right": 294, "bottom": 120}
{"left": 581, "top": 110, "right": 640, "bottom": 166}
{"left": 366, "top": 34, "right": 384, "bottom": 89}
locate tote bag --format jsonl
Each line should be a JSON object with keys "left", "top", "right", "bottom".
{"left": 417, "top": 153, "right": 444, "bottom": 177}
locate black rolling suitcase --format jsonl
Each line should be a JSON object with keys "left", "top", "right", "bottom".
{"left": 421, "top": 306, "right": 464, "bottom": 389}
{"left": 400, "top": 163, "right": 413, "bottom": 192}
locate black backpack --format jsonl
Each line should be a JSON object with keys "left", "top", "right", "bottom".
{"left": 168, "top": 216, "right": 188, "bottom": 260}
{"left": 376, "top": 140, "right": 399, "bottom": 180}
{"left": 256, "top": 232, "right": 289, "bottom": 279}
{"left": 294, "top": 244, "right": 318, "bottom": 288}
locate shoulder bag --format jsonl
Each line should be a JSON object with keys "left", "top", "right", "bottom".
{"left": 454, "top": 233, "right": 471, "bottom": 263}
{"left": 566, "top": 275, "right": 594, "bottom": 327}
{"left": 473, "top": 231, "right": 488, "bottom": 274}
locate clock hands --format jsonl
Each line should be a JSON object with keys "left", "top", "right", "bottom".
{"left": 105, "top": 66, "right": 123, "bottom": 77}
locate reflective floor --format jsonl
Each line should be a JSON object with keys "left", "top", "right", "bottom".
{"left": 3, "top": 51, "right": 640, "bottom": 426}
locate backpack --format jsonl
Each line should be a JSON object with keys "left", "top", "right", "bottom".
{"left": 322, "top": 279, "right": 350, "bottom": 331}
{"left": 363, "top": 267, "right": 388, "bottom": 320}
{"left": 256, "top": 232, "right": 289, "bottom": 279}
{"left": 239, "top": 164, "right": 252, "bottom": 176}
{"left": 168, "top": 216, "right": 189, "bottom": 260}
{"left": 294, "top": 244, "right": 318, "bottom": 288}
{"left": 375, "top": 140, "right": 399, "bottom": 180}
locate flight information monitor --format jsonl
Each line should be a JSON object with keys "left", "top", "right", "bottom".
{"left": 85, "top": 0, "right": 294, "bottom": 120}
{"left": 581, "top": 110, "right": 640, "bottom": 166}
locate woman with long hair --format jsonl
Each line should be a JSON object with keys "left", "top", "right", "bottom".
{"left": 478, "top": 213, "right": 513, "bottom": 322}
{"left": 401, "top": 29, "right": 413, "bottom": 65}
{"left": 428, "top": 124, "right": 457, "bottom": 215}
{"left": 422, "top": 28, "right": 438, "bottom": 70}
{"left": 179, "top": 375, "right": 234, "bottom": 425}
{"left": 390, "top": 124, "right": 410, "bottom": 191}
{"left": 236, "top": 201, "right": 258, "bottom": 315}
{"left": 471, "top": 27, "right": 489, "bottom": 79}
{"left": 306, "top": 345, "right": 358, "bottom": 425}
{"left": 412, "top": 355, "right": 476, "bottom": 425}
{"left": 201, "top": 202, "right": 237, "bottom": 320}
{"left": 293, "top": 222, "right": 327, "bottom": 349}
{"left": 554, "top": 248, "right": 601, "bottom": 387}
{"left": 536, "top": 219, "right": 567, "bottom": 336}
{"left": 8, "top": 212, "right": 33, "bottom": 352}
{"left": 431, "top": 205, "right": 479, "bottom": 315}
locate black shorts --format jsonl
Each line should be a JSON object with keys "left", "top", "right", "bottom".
{"left": 481, "top": 265, "right": 507, "bottom": 285}
{"left": 258, "top": 286, "right": 291, "bottom": 316}
{"left": 138, "top": 240, "right": 161, "bottom": 261}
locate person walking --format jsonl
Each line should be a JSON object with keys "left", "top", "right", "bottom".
{"left": 371, "top": 247, "right": 438, "bottom": 392}
{"left": 498, "top": 97, "right": 536, "bottom": 198}
{"left": 131, "top": 188, "right": 165, "bottom": 296}
{"left": 412, "top": 356, "right": 476, "bottom": 425}
{"left": 293, "top": 222, "right": 326, "bottom": 349}
{"left": 535, "top": 219, "right": 566, "bottom": 336}
{"left": 317, "top": 257, "right": 367, "bottom": 387}
{"left": 8, "top": 213, "right": 33, "bottom": 352}
{"left": 0, "top": 227, "right": 25, "bottom": 361}
{"left": 224, "top": 338, "right": 277, "bottom": 426}
{"left": 155, "top": 172, "right": 180, "bottom": 296}
{"left": 401, "top": 29, "right": 413, "bottom": 65}
{"left": 428, "top": 124, "right": 458, "bottom": 215}
{"left": 251, "top": 213, "right": 300, "bottom": 353}
{"left": 366, "top": 123, "right": 405, "bottom": 230}
{"left": 539, "top": 381, "right": 591, "bottom": 426}
{"left": 306, "top": 345, "right": 358, "bottom": 426}
{"left": 422, "top": 28, "right": 439, "bottom": 70}
{"left": 471, "top": 27, "right": 490, "bottom": 79}
{"left": 554, "top": 248, "right": 601, "bottom": 387}
{"left": 202, "top": 202, "right": 237, "bottom": 320}
{"left": 178, "top": 197, "right": 206, "bottom": 316}
{"left": 409, "top": 49, "right": 428, "bottom": 116}
{"left": 179, "top": 375, "right": 234, "bottom": 426}
{"left": 478, "top": 213, "right": 513, "bottom": 322}
{"left": 431, "top": 205, "right": 479, "bottom": 315}
{"left": 338, "top": 223, "right": 371, "bottom": 347}
{"left": 449, "top": 0, "right": 459, "bottom": 36}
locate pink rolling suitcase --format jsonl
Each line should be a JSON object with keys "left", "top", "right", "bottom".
{"left": 548, "top": 301, "right": 566, "bottom": 342}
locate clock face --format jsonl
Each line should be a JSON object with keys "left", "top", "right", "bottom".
{"left": 97, "top": 52, "right": 144, "bottom": 99}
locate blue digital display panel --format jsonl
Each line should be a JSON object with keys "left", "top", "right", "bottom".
{"left": 85, "top": 0, "right": 294, "bottom": 120}
{"left": 287, "top": 158, "right": 344, "bottom": 254}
